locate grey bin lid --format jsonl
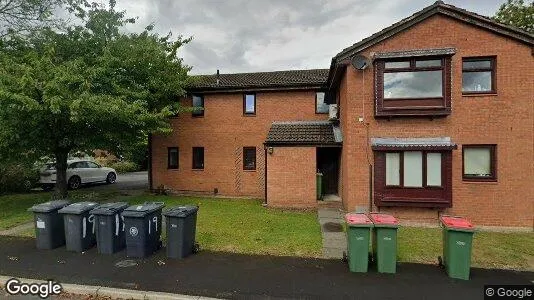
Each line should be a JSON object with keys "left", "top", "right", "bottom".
{"left": 58, "top": 202, "right": 99, "bottom": 215}
{"left": 90, "top": 202, "right": 129, "bottom": 215}
{"left": 122, "top": 202, "right": 165, "bottom": 218}
{"left": 28, "top": 200, "right": 70, "bottom": 213}
{"left": 163, "top": 206, "right": 199, "bottom": 218}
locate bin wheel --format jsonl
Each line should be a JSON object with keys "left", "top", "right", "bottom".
{"left": 438, "top": 256, "right": 443, "bottom": 268}
{"left": 193, "top": 242, "right": 200, "bottom": 254}
{"left": 342, "top": 251, "right": 347, "bottom": 262}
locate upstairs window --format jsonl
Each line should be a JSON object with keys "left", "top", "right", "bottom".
{"left": 243, "top": 93, "right": 256, "bottom": 115}
{"left": 462, "top": 57, "right": 496, "bottom": 94}
{"left": 168, "top": 147, "right": 179, "bottom": 169}
{"left": 243, "top": 147, "right": 256, "bottom": 170}
{"left": 316, "top": 92, "right": 329, "bottom": 114}
{"left": 192, "top": 95, "right": 204, "bottom": 117}
{"left": 463, "top": 145, "right": 496, "bottom": 181}
{"left": 383, "top": 58, "right": 443, "bottom": 99}
{"left": 375, "top": 54, "right": 452, "bottom": 117}
{"left": 192, "top": 147, "right": 204, "bottom": 170}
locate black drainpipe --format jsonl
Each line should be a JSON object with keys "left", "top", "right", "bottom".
{"left": 263, "top": 145, "right": 268, "bottom": 205}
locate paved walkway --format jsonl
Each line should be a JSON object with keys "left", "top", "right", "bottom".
{"left": 1, "top": 236, "right": 533, "bottom": 299}
{"left": 0, "top": 223, "right": 33, "bottom": 237}
{"left": 318, "top": 207, "right": 347, "bottom": 259}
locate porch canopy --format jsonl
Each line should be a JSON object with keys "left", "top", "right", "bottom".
{"left": 371, "top": 137, "right": 457, "bottom": 151}
{"left": 265, "top": 121, "right": 342, "bottom": 146}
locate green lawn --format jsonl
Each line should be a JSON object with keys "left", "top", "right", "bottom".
{"left": 0, "top": 192, "right": 323, "bottom": 257}
{"left": 1, "top": 191, "right": 532, "bottom": 269}
{"left": 398, "top": 227, "right": 534, "bottom": 271}
{"left": 0, "top": 190, "right": 123, "bottom": 230}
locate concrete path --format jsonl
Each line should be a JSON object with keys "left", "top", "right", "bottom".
{"left": 318, "top": 207, "right": 347, "bottom": 259}
{"left": 0, "top": 276, "right": 219, "bottom": 299}
{"left": 0, "top": 223, "right": 33, "bottom": 237}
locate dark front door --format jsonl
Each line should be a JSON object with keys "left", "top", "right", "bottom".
{"left": 317, "top": 147, "right": 341, "bottom": 195}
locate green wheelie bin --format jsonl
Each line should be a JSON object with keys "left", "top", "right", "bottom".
{"left": 369, "top": 213, "right": 399, "bottom": 274}
{"left": 345, "top": 213, "right": 373, "bottom": 273}
{"left": 439, "top": 215, "right": 475, "bottom": 280}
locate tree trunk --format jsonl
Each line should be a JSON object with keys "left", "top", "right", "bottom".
{"left": 54, "top": 149, "right": 69, "bottom": 199}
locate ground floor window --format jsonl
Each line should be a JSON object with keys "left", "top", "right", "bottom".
{"left": 462, "top": 145, "right": 496, "bottom": 181}
{"left": 168, "top": 147, "right": 179, "bottom": 169}
{"left": 192, "top": 147, "right": 204, "bottom": 170}
{"left": 385, "top": 151, "right": 442, "bottom": 187}
{"left": 374, "top": 150, "right": 452, "bottom": 208}
{"left": 243, "top": 147, "right": 256, "bottom": 170}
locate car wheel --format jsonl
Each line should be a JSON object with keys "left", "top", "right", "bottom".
{"left": 68, "top": 176, "right": 81, "bottom": 190}
{"left": 106, "top": 172, "right": 117, "bottom": 184}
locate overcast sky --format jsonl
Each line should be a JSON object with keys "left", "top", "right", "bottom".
{"left": 113, "top": 0, "right": 504, "bottom": 75}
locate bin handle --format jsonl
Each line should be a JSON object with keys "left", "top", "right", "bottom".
{"left": 144, "top": 201, "right": 165, "bottom": 205}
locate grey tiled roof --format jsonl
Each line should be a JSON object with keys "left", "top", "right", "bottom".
{"left": 371, "top": 137, "right": 457, "bottom": 149}
{"left": 190, "top": 69, "right": 329, "bottom": 91}
{"left": 373, "top": 47, "right": 456, "bottom": 59}
{"left": 265, "top": 121, "right": 342, "bottom": 146}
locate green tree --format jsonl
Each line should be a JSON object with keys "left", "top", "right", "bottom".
{"left": 0, "top": 1, "right": 191, "bottom": 197}
{"left": 0, "top": 0, "right": 85, "bottom": 37}
{"left": 493, "top": 0, "right": 534, "bottom": 33}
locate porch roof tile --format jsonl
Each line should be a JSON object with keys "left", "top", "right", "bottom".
{"left": 265, "top": 121, "right": 342, "bottom": 146}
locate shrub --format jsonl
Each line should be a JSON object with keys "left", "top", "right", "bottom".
{"left": 0, "top": 162, "right": 40, "bottom": 194}
{"left": 109, "top": 161, "right": 139, "bottom": 174}
{"left": 95, "top": 156, "right": 117, "bottom": 167}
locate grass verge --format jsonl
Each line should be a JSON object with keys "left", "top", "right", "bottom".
{"left": 398, "top": 227, "right": 534, "bottom": 271}
{"left": 0, "top": 193, "right": 322, "bottom": 257}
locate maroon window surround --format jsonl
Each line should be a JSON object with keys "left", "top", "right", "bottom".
{"left": 374, "top": 56, "right": 452, "bottom": 117}
{"left": 373, "top": 150, "right": 453, "bottom": 208}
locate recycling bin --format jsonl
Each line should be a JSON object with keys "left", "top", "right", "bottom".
{"left": 369, "top": 213, "right": 399, "bottom": 274}
{"left": 58, "top": 202, "right": 99, "bottom": 252}
{"left": 90, "top": 202, "right": 129, "bottom": 254}
{"left": 345, "top": 213, "right": 373, "bottom": 273}
{"left": 440, "top": 215, "right": 475, "bottom": 280}
{"left": 122, "top": 202, "right": 165, "bottom": 258}
{"left": 316, "top": 173, "right": 323, "bottom": 200}
{"left": 28, "top": 200, "right": 70, "bottom": 249}
{"left": 163, "top": 206, "right": 199, "bottom": 259}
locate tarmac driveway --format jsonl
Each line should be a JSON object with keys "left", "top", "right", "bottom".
{"left": 0, "top": 236, "right": 533, "bottom": 300}
{"left": 84, "top": 171, "right": 148, "bottom": 192}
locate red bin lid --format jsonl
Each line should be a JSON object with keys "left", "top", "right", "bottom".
{"left": 345, "top": 213, "right": 372, "bottom": 226}
{"left": 440, "top": 216, "right": 474, "bottom": 230}
{"left": 369, "top": 213, "right": 399, "bottom": 226}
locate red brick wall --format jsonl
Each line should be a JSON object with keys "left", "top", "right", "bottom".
{"left": 151, "top": 90, "right": 326, "bottom": 198}
{"left": 339, "top": 15, "right": 534, "bottom": 227}
{"left": 266, "top": 147, "right": 317, "bottom": 208}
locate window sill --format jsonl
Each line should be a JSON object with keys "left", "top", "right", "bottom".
{"left": 192, "top": 115, "right": 204, "bottom": 118}
{"left": 192, "top": 168, "right": 204, "bottom": 171}
{"left": 167, "top": 168, "right": 179, "bottom": 171}
{"left": 243, "top": 169, "right": 256, "bottom": 172}
{"left": 243, "top": 114, "right": 256, "bottom": 117}
{"left": 315, "top": 112, "right": 329, "bottom": 115}
{"left": 462, "top": 93, "right": 497, "bottom": 97}
{"left": 462, "top": 178, "right": 497, "bottom": 183}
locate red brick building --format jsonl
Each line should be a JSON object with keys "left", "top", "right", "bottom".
{"left": 151, "top": 2, "right": 534, "bottom": 228}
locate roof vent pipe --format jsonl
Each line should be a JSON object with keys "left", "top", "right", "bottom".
{"left": 216, "top": 69, "right": 220, "bottom": 85}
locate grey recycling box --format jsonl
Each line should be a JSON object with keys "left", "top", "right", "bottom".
{"left": 90, "top": 202, "right": 129, "bottom": 254}
{"left": 122, "top": 202, "right": 165, "bottom": 258}
{"left": 58, "top": 202, "right": 99, "bottom": 252}
{"left": 28, "top": 200, "right": 70, "bottom": 249}
{"left": 163, "top": 206, "right": 199, "bottom": 259}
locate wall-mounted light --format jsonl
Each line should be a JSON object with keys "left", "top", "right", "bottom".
{"left": 268, "top": 147, "right": 274, "bottom": 154}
